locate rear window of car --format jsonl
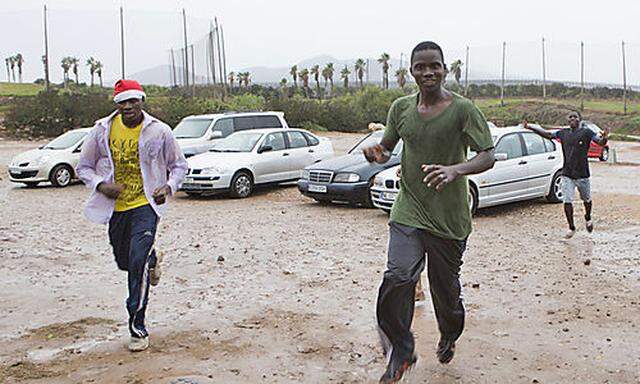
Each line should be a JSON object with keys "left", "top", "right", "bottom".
{"left": 255, "top": 115, "right": 282, "bottom": 128}
{"left": 233, "top": 115, "right": 282, "bottom": 131}
{"left": 303, "top": 132, "right": 319, "bottom": 146}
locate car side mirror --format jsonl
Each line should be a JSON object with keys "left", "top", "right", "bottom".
{"left": 494, "top": 153, "right": 508, "bottom": 161}
{"left": 210, "top": 131, "right": 223, "bottom": 140}
{"left": 73, "top": 146, "right": 82, "bottom": 153}
{"left": 258, "top": 145, "right": 273, "bottom": 154}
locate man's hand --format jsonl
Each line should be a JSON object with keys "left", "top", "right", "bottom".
{"left": 362, "top": 144, "right": 390, "bottom": 164}
{"left": 152, "top": 185, "right": 171, "bottom": 205}
{"left": 422, "top": 164, "right": 460, "bottom": 192}
{"left": 97, "top": 182, "right": 123, "bottom": 199}
{"left": 602, "top": 127, "right": 610, "bottom": 139}
{"left": 522, "top": 120, "right": 530, "bottom": 129}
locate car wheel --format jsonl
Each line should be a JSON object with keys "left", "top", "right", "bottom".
{"left": 23, "top": 182, "right": 39, "bottom": 188}
{"left": 599, "top": 147, "right": 609, "bottom": 162}
{"left": 546, "top": 171, "right": 563, "bottom": 203}
{"left": 469, "top": 184, "right": 479, "bottom": 216}
{"left": 49, "top": 164, "right": 73, "bottom": 187}
{"left": 230, "top": 171, "right": 253, "bottom": 198}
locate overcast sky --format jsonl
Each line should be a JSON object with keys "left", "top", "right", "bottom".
{"left": 2, "top": 0, "right": 639, "bottom": 85}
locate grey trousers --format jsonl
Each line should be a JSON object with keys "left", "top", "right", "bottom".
{"left": 376, "top": 221, "right": 467, "bottom": 361}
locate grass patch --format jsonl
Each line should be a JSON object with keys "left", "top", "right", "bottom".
{"left": 474, "top": 97, "right": 640, "bottom": 114}
{"left": 0, "top": 82, "right": 44, "bottom": 96}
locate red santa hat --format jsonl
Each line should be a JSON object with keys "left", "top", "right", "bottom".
{"left": 113, "top": 79, "right": 146, "bottom": 103}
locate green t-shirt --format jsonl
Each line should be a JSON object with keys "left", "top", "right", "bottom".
{"left": 383, "top": 92, "right": 494, "bottom": 240}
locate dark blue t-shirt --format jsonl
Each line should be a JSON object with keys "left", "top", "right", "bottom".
{"left": 553, "top": 127, "right": 596, "bottom": 179}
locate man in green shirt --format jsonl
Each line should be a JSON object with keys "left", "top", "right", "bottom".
{"left": 363, "top": 41, "right": 495, "bottom": 383}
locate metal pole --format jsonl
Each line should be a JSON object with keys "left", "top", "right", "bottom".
{"left": 120, "top": 6, "right": 125, "bottom": 79}
{"left": 501, "top": 41, "right": 506, "bottom": 106}
{"left": 170, "top": 49, "right": 177, "bottom": 87}
{"left": 464, "top": 45, "right": 469, "bottom": 96}
{"left": 191, "top": 44, "right": 196, "bottom": 96}
{"left": 215, "top": 18, "right": 224, "bottom": 89}
{"left": 43, "top": 5, "right": 50, "bottom": 91}
{"left": 221, "top": 24, "right": 228, "bottom": 86}
{"left": 542, "top": 37, "right": 547, "bottom": 100}
{"left": 580, "top": 41, "right": 584, "bottom": 111}
{"left": 205, "top": 37, "right": 211, "bottom": 85}
{"left": 622, "top": 40, "right": 628, "bottom": 115}
{"left": 209, "top": 22, "right": 216, "bottom": 85}
{"left": 182, "top": 9, "right": 189, "bottom": 88}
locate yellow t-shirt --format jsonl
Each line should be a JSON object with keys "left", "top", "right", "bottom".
{"left": 110, "top": 114, "right": 149, "bottom": 212}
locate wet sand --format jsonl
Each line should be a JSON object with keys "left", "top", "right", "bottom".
{"left": 1, "top": 135, "right": 639, "bottom": 383}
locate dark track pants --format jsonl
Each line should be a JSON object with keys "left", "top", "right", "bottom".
{"left": 376, "top": 221, "right": 467, "bottom": 361}
{"left": 108, "top": 204, "right": 158, "bottom": 338}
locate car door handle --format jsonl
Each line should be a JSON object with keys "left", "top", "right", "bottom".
{"left": 518, "top": 160, "right": 527, "bottom": 165}
{"left": 283, "top": 153, "right": 290, "bottom": 156}
{"left": 547, "top": 155, "right": 556, "bottom": 160}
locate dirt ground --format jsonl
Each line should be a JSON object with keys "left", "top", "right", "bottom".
{"left": 0, "top": 133, "right": 639, "bottom": 384}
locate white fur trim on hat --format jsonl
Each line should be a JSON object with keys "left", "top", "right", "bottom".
{"left": 113, "top": 89, "right": 146, "bottom": 103}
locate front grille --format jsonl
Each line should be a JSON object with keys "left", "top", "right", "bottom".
{"left": 10, "top": 170, "right": 38, "bottom": 179}
{"left": 309, "top": 170, "right": 333, "bottom": 183}
{"left": 187, "top": 169, "right": 202, "bottom": 175}
{"left": 385, "top": 180, "right": 394, "bottom": 188}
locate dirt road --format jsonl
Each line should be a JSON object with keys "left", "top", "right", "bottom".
{"left": 1, "top": 134, "right": 639, "bottom": 383}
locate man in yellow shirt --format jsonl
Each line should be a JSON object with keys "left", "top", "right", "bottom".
{"left": 77, "top": 79, "right": 187, "bottom": 352}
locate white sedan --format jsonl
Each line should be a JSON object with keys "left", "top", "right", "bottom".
{"left": 182, "top": 128, "right": 334, "bottom": 198}
{"left": 8, "top": 128, "right": 90, "bottom": 187}
{"left": 371, "top": 126, "right": 564, "bottom": 214}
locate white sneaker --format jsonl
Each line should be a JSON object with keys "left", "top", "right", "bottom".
{"left": 586, "top": 220, "right": 594, "bottom": 233}
{"left": 564, "top": 229, "right": 576, "bottom": 239}
{"left": 128, "top": 336, "right": 149, "bottom": 352}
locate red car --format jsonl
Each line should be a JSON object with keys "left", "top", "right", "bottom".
{"left": 550, "top": 121, "right": 610, "bottom": 162}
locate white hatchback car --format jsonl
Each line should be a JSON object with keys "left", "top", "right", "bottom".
{"left": 8, "top": 128, "right": 90, "bottom": 187}
{"left": 182, "top": 128, "right": 334, "bottom": 198}
{"left": 371, "top": 126, "right": 564, "bottom": 214}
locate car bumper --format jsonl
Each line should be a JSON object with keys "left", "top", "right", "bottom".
{"left": 180, "top": 174, "right": 232, "bottom": 193}
{"left": 8, "top": 166, "right": 49, "bottom": 183}
{"left": 370, "top": 186, "right": 397, "bottom": 211}
{"left": 297, "top": 179, "right": 371, "bottom": 204}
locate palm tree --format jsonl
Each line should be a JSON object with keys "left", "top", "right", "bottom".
{"left": 354, "top": 58, "right": 366, "bottom": 88}
{"left": 395, "top": 68, "right": 408, "bottom": 88}
{"left": 15, "top": 54, "right": 24, "bottom": 83}
{"left": 279, "top": 78, "right": 288, "bottom": 96}
{"left": 228, "top": 71, "right": 236, "bottom": 89}
{"left": 61, "top": 57, "right": 71, "bottom": 86}
{"left": 310, "top": 64, "right": 321, "bottom": 93}
{"left": 86, "top": 57, "right": 97, "bottom": 86}
{"left": 238, "top": 72, "right": 251, "bottom": 88}
{"left": 8, "top": 56, "right": 16, "bottom": 82}
{"left": 5, "top": 58, "right": 11, "bottom": 82}
{"left": 323, "top": 63, "right": 335, "bottom": 93}
{"left": 289, "top": 65, "right": 298, "bottom": 88}
{"left": 378, "top": 53, "right": 391, "bottom": 89}
{"left": 340, "top": 65, "right": 351, "bottom": 89}
{"left": 450, "top": 59, "right": 463, "bottom": 85}
{"left": 298, "top": 68, "right": 310, "bottom": 96}
{"left": 95, "top": 61, "right": 103, "bottom": 87}
{"left": 69, "top": 57, "right": 79, "bottom": 84}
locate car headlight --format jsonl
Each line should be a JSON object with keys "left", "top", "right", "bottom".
{"left": 333, "top": 172, "right": 360, "bottom": 183}
{"left": 373, "top": 177, "right": 384, "bottom": 187}
{"left": 201, "top": 166, "right": 227, "bottom": 175}
{"left": 302, "top": 170, "right": 310, "bottom": 180}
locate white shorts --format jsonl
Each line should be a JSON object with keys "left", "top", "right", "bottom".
{"left": 561, "top": 176, "right": 591, "bottom": 203}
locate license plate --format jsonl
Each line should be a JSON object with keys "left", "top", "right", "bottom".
{"left": 381, "top": 192, "right": 397, "bottom": 200}
{"left": 308, "top": 184, "right": 327, "bottom": 193}
{"left": 182, "top": 182, "right": 200, "bottom": 189}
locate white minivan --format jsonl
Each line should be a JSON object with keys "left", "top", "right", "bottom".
{"left": 173, "top": 111, "right": 290, "bottom": 157}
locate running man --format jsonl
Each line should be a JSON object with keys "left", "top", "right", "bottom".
{"left": 524, "top": 112, "right": 609, "bottom": 238}
{"left": 363, "top": 41, "right": 495, "bottom": 382}
{"left": 77, "top": 79, "right": 187, "bottom": 351}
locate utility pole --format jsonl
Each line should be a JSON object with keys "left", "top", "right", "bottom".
{"left": 120, "top": 6, "right": 125, "bottom": 79}
{"left": 182, "top": 9, "right": 189, "bottom": 88}
{"left": 170, "top": 49, "right": 177, "bottom": 87}
{"left": 622, "top": 40, "right": 628, "bottom": 115}
{"left": 215, "top": 18, "right": 224, "bottom": 88}
{"left": 500, "top": 41, "right": 506, "bottom": 107}
{"left": 542, "top": 37, "right": 547, "bottom": 100}
{"left": 191, "top": 44, "right": 196, "bottom": 96}
{"left": 209, "top": 22, "right": 216, "bottom": 85}
{"left": 221, "top": 24, "right": 228, "bottom": 86}
{"left": 580, "top": 41, "right": 584, "bottom": 111}
{"left": 43, "top": 5, "right": 50, "bottom": 91}
{"left": 464, "top": 45, "right": 469, "bottom": 96}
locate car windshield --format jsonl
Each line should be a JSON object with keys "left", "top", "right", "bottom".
{"left": 43, "top": 130, "right": 87, "bottom": 150}
{"left": 173, "top": 118, "right": 214, "bottom": 139}
{"left": 210, "top": 132, "right": 263, "bottom": 152}
{"left": 349, "top": 131, "right": 384, "bottom": 154}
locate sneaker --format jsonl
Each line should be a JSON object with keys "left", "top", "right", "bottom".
{"left": 436, "top": 339, "right": 456, "bottom": 364}
{"left": 150, "top": 251, "right": 163, "bottom": 286}
{"left": 128, "top": 336, "right": 149, "bottom": 352}
{"left": 564, "top": 228, "right": 576, "bottom": 239}
{"left": 586, "top": 220, "right": 593, "bottom": 233}
{"left": 379, "top": 354, "right": 417, "bottom": 383}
